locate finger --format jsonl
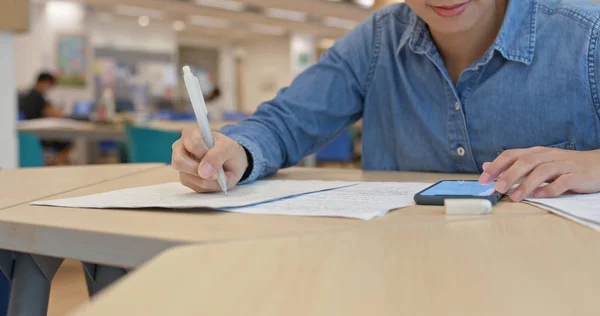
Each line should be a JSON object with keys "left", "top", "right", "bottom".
{"left": 171, "top": 140, "right": 201, "bottom": 176}
{"left": 482, "top": 162, "right": 491, "bottom": 171}
{"left": 182, "top": 128, "right": 209, "bottom": 159}
{"left": 533, "top": 174, "right": 577, "bottom": 198}
{"left": 198, "top": 142, "right": 234, "bottom": 180}
{"left": 479, "top": 147, "right": 549, "bottom": 185}
{"left": 508, "top": 162, "right": 570, "bottom": 202}
{"left": 180, "top": 172, "right": 237, "bottom": 193}
{"left": 495, "top": 152, "right": 558, "bottom": 194}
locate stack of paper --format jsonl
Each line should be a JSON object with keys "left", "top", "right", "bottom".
{"left": 32, "top": 180, "right": 432, "bottom": 220}
{"left": 32, "top": 180, "right": 354, "bottom": 209}
{"left": 235, "top": 182, "right": 430, "bottom": 220}
{"left": 526, "top": 193, "right": 600, "bottom": 232}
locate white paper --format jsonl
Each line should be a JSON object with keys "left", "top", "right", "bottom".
{"left": 31, "top": 180, "right": 354, "bottom": 209}
{"left": 232, "top": 182, "right": 431, "bottom": 220}
{"left": 527, "top": 193, "right": 600, "bottom": 232}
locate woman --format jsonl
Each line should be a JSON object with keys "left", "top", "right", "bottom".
{"left": 173, "top": 0, "right": 600, "bottom": 200}
{"left": 10, "top": 2, "right": 600, "bottom": 314}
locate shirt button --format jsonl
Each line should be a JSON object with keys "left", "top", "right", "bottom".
{"left": 473, "top": 66, "right": 479, "bottom": 71}
{"left": 457, "top": 146, "right": 466, "bottom": 157}
{"left": 455, "top": 102, "right": 461, "bottom": 111}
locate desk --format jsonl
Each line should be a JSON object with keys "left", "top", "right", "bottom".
{"left": 147, "top": 120, "right": 238, "bottom": 132}
{"left": 0, "top": 167, "right": 546, "bottom": 268}
{"left": 18, "top": 119, "right": 238, "bottom": 164}
{"left": 18, "top": 120, "right": 124, "bottom": 164}
{"left": 73, "top": 214, "right": 600, "bottom": 316}
{"left": 0, "top": 164, "right": 163, "bottom": 210}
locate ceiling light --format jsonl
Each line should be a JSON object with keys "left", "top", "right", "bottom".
{"left": 116, "top": 5, "right": 164, "bottom": 20}
{"left": 138, "top": 16, "right": 150, "bottom": 27}
{"left": 193, "top": 0, "right": 246, "bottom": 12}
{"left": 353, "top": 0, "right": 375, "bottom": 8}
{"left": 173, "top": 20, "right": 185, "bottom": 31}
{"left": 188, "top": 15, "right": 231, "bottom": 28}
{"left": 263, "top": 8, "right": 308, "bottom": 22}
{"left": 323, "top": 16, "right": 359, "bottom": 30}
{"left": 249, "top": 24, "right": 286, "bottom": 36}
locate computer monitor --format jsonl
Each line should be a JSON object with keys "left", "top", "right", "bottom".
{"left": 72, "top": 101, "right": 95, "bottom": 120}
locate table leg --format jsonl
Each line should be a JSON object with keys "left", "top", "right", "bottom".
{"left": 86, "top": 140, "right": 98, "bottom": 165}
{"left": 74, "top": 137, "right": 89, "bottom": 165}
{"left": 7, "top": 254, "right": 63, "bottom": 316}
{"left": 300, "top": 154, "right": 317, "bottom": 168}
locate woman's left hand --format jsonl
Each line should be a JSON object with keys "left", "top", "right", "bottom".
{"left": 479, "top": 147, "right": 600, "bottom": 201}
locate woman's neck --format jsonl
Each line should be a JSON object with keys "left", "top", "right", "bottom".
{"left": 430, "top": 1, "right": 508, "bottom": 83}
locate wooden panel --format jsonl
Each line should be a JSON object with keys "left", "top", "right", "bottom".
{"left": 0, "top": 0, "right": 29, "bottom": 33}
{"left": 73, "top": 215, "right": 600, "bottom": 316}
{"left": 374, "top": 0, "right": 403, "bottom": 10}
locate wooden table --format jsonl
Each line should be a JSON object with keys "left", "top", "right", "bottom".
{"left": 0, "top": 164, "right": 163, "bottom": 210}
{"left": 18, "top": 119, "right": 125, "bottom": 165}
{"left": 147, "top": 120, "right": 238, "bottom": 132}
{"left": 72, "top": 214, "right": 600, "bottom": 316}
{"left": 0, "top": 167, "right": 546, "bottom": 268}
{"left": 18, "top": 119, "right": 237, "bottom": 164}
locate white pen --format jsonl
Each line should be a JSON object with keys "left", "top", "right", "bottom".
{"left": 182, "top": 66, "right": 228, "bottom": 195}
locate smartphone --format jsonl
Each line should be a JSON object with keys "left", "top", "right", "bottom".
{"left": 414, "top": 180, "right": 503, "bottom": 206}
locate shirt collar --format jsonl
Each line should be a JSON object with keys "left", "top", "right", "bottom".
{"left": 402, "top": 0, "right": 538, "bottom": 65}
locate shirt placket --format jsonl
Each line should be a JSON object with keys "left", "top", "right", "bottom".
{"left": 423, "top": 50, "right": 480, "bottom": 173}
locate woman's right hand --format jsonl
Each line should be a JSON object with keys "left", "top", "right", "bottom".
{"left": 172, "top": 127, "right": 249, "bottom": 193}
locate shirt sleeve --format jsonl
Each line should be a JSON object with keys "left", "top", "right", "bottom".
{"left": 222, "top": 13, "right": 379, "bottom": 182}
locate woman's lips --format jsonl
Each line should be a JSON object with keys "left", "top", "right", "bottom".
{"left": 430, "top": 2, "right": 470, "bottom": 17}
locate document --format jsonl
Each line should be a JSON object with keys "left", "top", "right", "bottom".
{"left": 32, "top": 180, "right": 354, "bottom": 209}
{"left": 526, "top": 193, "right": 600, "bottom": 232}
{"left": 31, "top": 180, "right": 430, "bottom": 220}
{"left": 232, "top": 182, "right": 431, "bottom": 220}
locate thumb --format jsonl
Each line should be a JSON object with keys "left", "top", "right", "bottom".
{"left": 197, "top": 143, "right": 232, "bottom": 180}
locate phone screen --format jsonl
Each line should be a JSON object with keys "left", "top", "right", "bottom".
{"left": 419, "top": 181, "right": 497, "bottom": 197}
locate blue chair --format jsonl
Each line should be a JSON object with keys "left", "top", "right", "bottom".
{"left": 125, "top": 126, "right": 181, "bottom": 164}
{"left": 170, "top": 112, "right": 196, "bottom": 121}
{"left": 156, "top": 109, "right": 174, "bottom": 120}
{"left": 18, "top": 132, "right": 44, "bottom": 167}
{"left": 316, "top": 130, "right": 354, "bottom": 163}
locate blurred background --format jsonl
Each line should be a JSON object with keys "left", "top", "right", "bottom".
{"left": 0, "top": 0, "right": 397, "bottom": 170}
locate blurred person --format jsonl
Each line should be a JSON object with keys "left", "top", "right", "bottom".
{"left": 205, "top": 86, "right": 224, "bottom": 121}
{"left": 18, "top": 72, "right": 72, "bottom": 165}
{"left": 173, "top": 0, "right": 600, "bottom": 201}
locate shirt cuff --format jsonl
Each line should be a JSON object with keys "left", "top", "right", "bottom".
{"left": 225, "top": 134, "right": 265, "bottom": 184}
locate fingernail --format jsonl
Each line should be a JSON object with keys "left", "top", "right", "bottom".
{"left": 479, "top": 172, "right": 493, "bottom": 184}
{"left": 495, "top": 180, "right": 509, "bottom": 193}
{"left": 510, "top": 190, "right": 522, "bottom": 201}
{"left": 482, "top": 162, "right": 490, "bottom": 171}
{"left": 199, "top": 163, "right": 214, "bottom": 179}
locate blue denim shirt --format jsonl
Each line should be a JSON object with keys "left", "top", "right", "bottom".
{"left": 222, "top": 0, "right": 600, "bottom": 182}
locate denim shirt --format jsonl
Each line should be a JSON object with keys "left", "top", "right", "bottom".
{"left": 222, "top": 0, "right": 600, "bottom": 182}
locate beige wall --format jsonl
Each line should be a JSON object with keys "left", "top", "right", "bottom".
{"left": 374, "top": 0, "right": 402, "bottom": 10}
{"left": 239, "top": 37, "right": 292, "bottom": 113}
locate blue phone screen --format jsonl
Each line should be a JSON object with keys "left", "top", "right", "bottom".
{"left": 420, "top": 181, "right": 497, "bottom": 196}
